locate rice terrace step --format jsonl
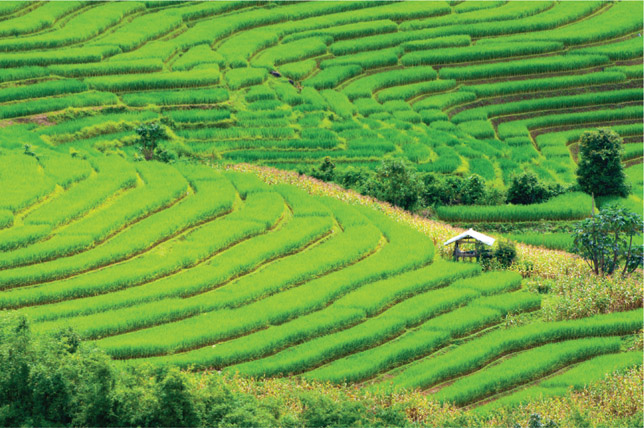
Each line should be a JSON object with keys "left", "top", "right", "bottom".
{"left": 0, "top": 1, "right": 642, "bottom": 427}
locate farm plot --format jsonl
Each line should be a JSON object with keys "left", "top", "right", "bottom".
{"left": 0, "top": 0, "right": 640, "bottom": 201}
{"left": 0, "top": 2, "right": 642, "bottom": 413}
{"left": 1, "top": 145, "right": 637, "bottom": 409}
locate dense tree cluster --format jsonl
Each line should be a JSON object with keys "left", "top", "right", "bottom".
{"left": 0, "top": 314, "right": 407, "bottom": 427}
{"left": 307, "top": 158, "right": 563, "bottom": 212}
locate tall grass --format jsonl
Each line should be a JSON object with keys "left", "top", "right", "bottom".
{"left": 122, "top": 88, "right": 229, "bottom": 107}
{"left": 282, "top": 20, "right": 398, "bottom": 44}
{"left": 94, "top": 209, "right": 434, "bottom": 358}
{"left": 225, "top": 68, "right": 267, "bottom": 90}
{"left": 305, "top": 65, "right": 363, "bottom": 90}
{"left": 391, "top": 309, "right": 642, "bottom": 390}
{"left": 0, "top": 66, "right": 48, "bottom": 84}
{"left": 402, "top": 41, "right": 563, "bottom": 66}
{"left": 321, "top": 48, "right": 400, "bottom": 70}
{"left": 0, "top": 79, "right": 87, "bottom": 103}
{"left": 0, "top": 211, "right": 13, "bottom": 229}
{"left": 377, "top": 79, "right": 456, "bottom": 102}
{"left": 497, "top": 106, "right": 643, "bottom": 140}
{"left": 462, "top": 71, "right": 627, "bottom": 97}
{"left": 321, "top": 90, "right": 356, "bottom": 118}
{"left": 0, "top": 179, "right": 237, "bottom": 297}
{"left": 0, "top": 225, "right": 51, "bottom": 252}
{"left": 0, "top": 1, "right": 84, "bottom": 37}
{"left": 0, "top": 92, "right": 118, "bottom": 120}
{"left": 253, "top": 37, "right": 328, "bottom": 69}
{"left": 436, "top": 192, "right": 593, "bottom": 222}
{"left": 343, "top": 66, "right": 437, "bottom": 100}
{"left": 89, "top": 11, "right": 183, "bottom": 52}
{"left": 433, "top": 337, "right": 621, "bottom": 405}
{"left": 173, "top": 45, "right": 225, "bottom": 71}
{"left": 279, "top": 60, "right": 317, "bottom": 80}
{"left": 452, "top": 88, "right": 642, "bottom": 123}
{"left": 0, "top": 2, "right": 143, "bottom": 52}
{"left": 86, "top": 69, "right": 220, "bottom": 91}
{"left": 0, "top": 46, "right": 119, "bottom": 68}
{"left": 413, "top": 91, "right": 476, "bottom": 111}
{"left": 439, "top": 54, "right": 609, "bottom": 81}
{"left": 49, "top": 59, "right": 163, "bottom": 77}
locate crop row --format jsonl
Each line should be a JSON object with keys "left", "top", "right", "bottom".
{"left": 343, "top": 66, "right": 437, "bottom": 100}
{"left": 305, "top": 289, "right": 539, "bottom": 384}
{"left": 0, "top": 1, "right": 84, "bottom": 37}
{"left": 390, "top": 308, "right": 642, "bottom": 390}
{"left": 433, "top": 337, "right": 621, "bottom": 405}
{"left": 452, "top": 88, "right": 643, "bottom": 123}
{"left": 133, "top": 259, "right": 479, "bottom": 370}
{"left": 30, "top": 216, "right": 334, "bottom": 335}
{"left": 0, "top": 91, "right": 117, "bottom": 120}
{"left": 94, "top": 207, "right": 434, "bottom": 358}
{"left": 85, "top": 69, "right": 221, "bottom": 92}
{"left": 476, "top": 351, "right": 642, "bottom": 413}
{"left": 497, "top": 106, "right": 644, "bottom": 140}
{"left": 0, "top": 163, "right": 188, "bottom": 269}
{"left": 227, "top": 272, "right": 522, "bottom": 378}
{"left": 0, "top": 2, "right": 143, "bottom": 52}
{"left": 462, "top": 71, "right": 627, "bottom": 98}
{"left": 0, "top": 177, "right": 237, "bottom": 297}
{"left": 436, "top": 192, "right": 593, "bottom": 223}
{"left": 122, "top": 88, "right": 229, "bottom": 107}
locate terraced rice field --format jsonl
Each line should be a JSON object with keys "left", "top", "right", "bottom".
{"left": 0, "top": 141, "right": 641, "bottom": 410}
{"left": 1, "top": 2, "right": 641, "bottom": 212}
{"left": 0, "top": 0, "right": 642, "bottom": 413}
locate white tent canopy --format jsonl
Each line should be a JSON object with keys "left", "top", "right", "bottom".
{"left": 443, "top": 228, "right": 495, "bottom": 247}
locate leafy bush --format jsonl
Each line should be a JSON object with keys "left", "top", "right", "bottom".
{"left": 507, "top": 173, "right": 554, "bottom": 205}
{"left": 577, "top": 128, "right": 629, "bottom": 197}
{"left": 134, "top": 122, "right": 174, "bottom": 163}
{"left": 363, "top": 159, "right": 423, "bottom": 210}
{"left": 572, "top": 206, "right": 643, "bottom": 276}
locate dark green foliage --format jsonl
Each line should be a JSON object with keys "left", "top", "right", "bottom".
{"left": 336, "top": 166, "right": 374, "bottom": 189}
{"left": 420, "top": 173, "right": 500, "bottom": 207}
{"left": 572, "top": 205, "right": 643, "bottom": 276}
{"left": 135, "top": 122, "right": 175, "bottom": 163}
{"left": 495, "top": 239, "right": 517, "bottom": 268}
{"left": 460, "top": 174, "right": 487, "bottom": 205}
{"left": 300, "top": 393, "right": 406, "bottom": 427}
{"left": 0, "top": 313, "right": 115, "bottom": 427}
{"left": 507, "top": 172, "right": 551, "bottom": 205}
{"left": 310, "top": 157, "right": 336, "bottom": 182}
{"left": 157, "top": 368, "right": 200, "bottom": 427}
{"left": 577, "top": 128, "right": 629, "bottom": 197}
{"left": 363, "top": 159, "right": 423, "bottom": 210}
{"left": 0, "top": 314, "right": 415, "bottom": 427}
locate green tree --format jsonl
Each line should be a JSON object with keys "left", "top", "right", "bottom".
{"left": 460, "top": 174, "right": 487, "bottom": 205}
{"left": 572, "top": 206, "right": 643, "bottom": 276}
{"left": 310, "top": 157, "right": 336, "bottom": 182}
{"left": 507, "top": 172, "right": 550, "bottom": 205}
{"left": 364, "top": 159, "right": 423, "bottom": 210}
{"left": 156, "top": 368, "right": 200, "bottom": 427}
{"left": 576, "top": 128, "right": 629, "bottom": 197}
{"left": 136, "top": 122, "right": 176, "bottom": 163}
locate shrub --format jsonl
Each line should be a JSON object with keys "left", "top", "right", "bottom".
{"left": 572, "top": 206, "right": 643, "bottom": 276}
{"left": 577, "top": 128, "right": 629, "bottom": 197}
{"left": 363, "top": 159, "right": 423, "bottom": 210}
{"left": 134, "top": 123, "right": 174, "bottom": 163}
{"left": 460, "top": 174, "right": 488, "bottom": 205}
{"left": 310, "top": 157, "right": 336, "bottom": 182}
{"left": 495, "top": 239, "right": 517, "bottom": 268}
{"left": 507, "top": 172, "right": 552, "bottom": 205}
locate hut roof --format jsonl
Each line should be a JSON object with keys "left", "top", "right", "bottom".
{"left": 443, "top": 228, "right": 495, "bottom": 247}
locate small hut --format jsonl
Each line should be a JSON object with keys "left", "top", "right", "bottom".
{"left": 444, "top": 229, "right": 495, "bottom": 262}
